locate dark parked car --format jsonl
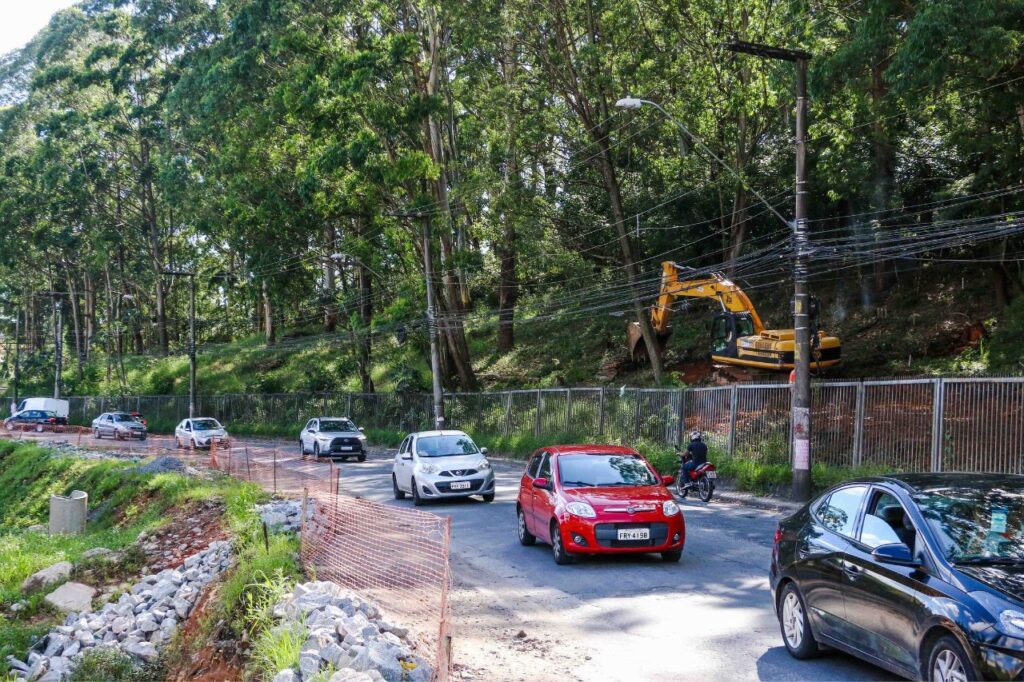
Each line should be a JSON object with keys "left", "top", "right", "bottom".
{"left": 3, "top": 410, "right": 68, "bottom": 432}
{"left": 770, "top": 474, "right": 1024, "bottom": 681}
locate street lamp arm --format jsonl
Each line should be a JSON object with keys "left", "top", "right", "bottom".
{"left": 616, "top": 97, "right": 791, "bottom": 230}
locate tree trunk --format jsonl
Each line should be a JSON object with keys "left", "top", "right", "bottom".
{"left": 324, "top": 226, "right": 338, "bottom": 332}
{"left": 141, "top": 139, "right": 169, "bottom": 355}
{"left": 262, "top": 280, "right": 275, "bottom": 346}
{"left": 64, "top": 269, "right": 84, "bottom": 381}
{"left": 355, "top": 217, "right": 375, "bottom": 393}
{"left": 870, "top": 62, "right": 894, "bottom": 299}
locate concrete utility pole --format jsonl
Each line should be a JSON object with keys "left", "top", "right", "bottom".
{"left": 164, "top": 271, "right": 197, "bottom": 418}
{"left": 53, "top": 295, "right": 63, "bottom": 400}
{"left": 421, "top": 219, "right": 445, "bottom": 429}
{"left": 13, "top": 310, "right": 20, "bottom": 405}
{"left": 723, "top": 39, "right": 814, "bottom": 501}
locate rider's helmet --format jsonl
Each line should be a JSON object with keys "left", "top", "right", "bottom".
{"left": 689, "top": 430, "right": 702, "bottom": 442}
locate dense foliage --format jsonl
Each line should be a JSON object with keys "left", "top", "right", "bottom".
{"left": 2, "top": 0, "right": 1023, "bottom": 394}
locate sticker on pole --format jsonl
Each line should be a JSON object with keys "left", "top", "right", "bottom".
{"left": 793, "top": 439, "right": 810, "bottom": 470}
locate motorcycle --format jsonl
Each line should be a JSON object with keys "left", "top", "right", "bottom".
{"left": 675, "top": 454, "right": 717, "bottom": 502}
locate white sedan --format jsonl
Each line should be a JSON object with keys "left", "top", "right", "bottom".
{"left": 392, "top": 430, "right": 494, "bottom": 506}
{"left": 174, "top": 417, "right": 229, "bottom": 449}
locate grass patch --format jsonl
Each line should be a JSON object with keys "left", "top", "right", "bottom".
{"left": 68, "top": 647, "right": 160, "bottom": 682}
{"left": 0, "top": 439, "right": 256, "bottom": 677}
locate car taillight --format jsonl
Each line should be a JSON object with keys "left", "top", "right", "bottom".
{"left": 48, "top": 418, "right": 56, "bottom": 423}
{"left": 773, "top": 527, "right": 784, "bottom": 545}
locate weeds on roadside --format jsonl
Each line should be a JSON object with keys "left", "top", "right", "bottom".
{"left": 250, "top": 619, "right": 307, "bottom": 681}
{"left": 68, "top": 648, "right": 162, "bottom": 682}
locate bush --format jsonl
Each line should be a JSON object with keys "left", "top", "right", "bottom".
{"left": 990, "top": 297, "right": 1024, "bottom": 370}
{"left": 69, "top": 646, "right": 158, "bottom": 681}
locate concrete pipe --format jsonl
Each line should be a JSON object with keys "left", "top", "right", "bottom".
{"left": 49, "top": 490, "right": 88, "bottom": 535}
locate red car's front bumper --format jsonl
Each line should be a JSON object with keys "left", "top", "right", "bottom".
{"left": 559, "top": 511, "right": 685, "bottom": 555}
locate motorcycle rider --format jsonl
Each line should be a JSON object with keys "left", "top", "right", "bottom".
{"left": 681, "top": 430, "right": 708, "bottom": 481}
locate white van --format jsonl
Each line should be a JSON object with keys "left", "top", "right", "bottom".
{"left": 14, "top": 398, "right": 70, "bottom": 419}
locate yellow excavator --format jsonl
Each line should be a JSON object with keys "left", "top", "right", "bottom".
{"left": 628, "top": 262, "right": 841, "bottom": 371}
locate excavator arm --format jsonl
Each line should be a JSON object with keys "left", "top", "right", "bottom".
{"left": 650, "top": 262, "right": 765, "bottom": 334}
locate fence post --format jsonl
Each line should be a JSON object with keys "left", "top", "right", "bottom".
{"left": 598, "top": 387, "right": 606, "bottom": 436}
{"left": 565, "top": 389, "right": 572, "bottom": 434}
{"left": 227, "top": 446, "right": 233, "bottom": 476}
{"left": 677, "top": 389, "right": 687, "bottom": 448}
{"left": 502, "top": 392, "right": 513, "bottom": 438}
{"left": 534, "top": 390, "right": 542, "bottom": 438}
{"left": 930, "top": 378, "right": 944, "bottom": 473}
{"left": 633, "top": 390, "right": 641, "bottom": 440}
{"left": 728, "top": 385, "right": 738, "bottom": 458}
{"left": 853, "top": 382, "right": 865, "bottom": 468}
{"left": 245, "top": 446, "right": 252, "bottom": 481}
{"left": 273, "top": 447, "right": 278, "bottom": 494}
{"left": 346, "top": 394, "right": 353, "bottom": 418}
{"left": 300, "top": 487, "right": 308, "bottom": 537}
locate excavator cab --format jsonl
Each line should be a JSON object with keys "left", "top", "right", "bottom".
{"left": 710, "top": 312, "right": 756, "bottom": 359}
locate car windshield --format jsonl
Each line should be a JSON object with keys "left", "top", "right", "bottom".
{"left": 557, "top": 454, "right": 658, "bottom": 487}
{"left": 914, "top": 482, "right": 1024, "bottom": 564}
{"left": 417, "top": 435, "right": 479, "bottom": 457}
{"left": 192, "top": 419, "right": 221, "bottom": 430}
{"left": 112, "top": 414, "right": 132, "bottom": 422}
{"left": 320, "top": 420, "right": 355, "bottom": 432}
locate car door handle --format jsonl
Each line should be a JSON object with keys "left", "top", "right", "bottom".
{"left": 843, "top": 564, "right": 863, "bottom": 580}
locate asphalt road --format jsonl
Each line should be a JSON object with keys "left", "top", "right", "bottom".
{"left": 17, "top": 429, "right": 899, "bottom": 681}
{"left": 288, "top": 448, "right": 900, "bottom": 682}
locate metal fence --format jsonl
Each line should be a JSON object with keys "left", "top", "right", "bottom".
{"left": 57, "top": 377, "right": 1024, "bottom": 474}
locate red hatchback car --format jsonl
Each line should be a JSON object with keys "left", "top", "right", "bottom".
{"left": 516, "top": 445, "right": 685, "bottom": 564}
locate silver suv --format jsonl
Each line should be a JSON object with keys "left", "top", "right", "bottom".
{"left": 391, "top": 430, "right": 495, "bottom": 505}
{"left": 299, "top": 416, "right": 367, "bottom": 461}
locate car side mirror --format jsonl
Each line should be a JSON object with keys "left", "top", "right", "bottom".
{"left": 871, "top": 542, "right": 920, "bottom": 567}
{"left": 401, "top": 454, "right": 413, "bottom": 461}
{"left": 662, "top": 475, "right": 675, "bottom": 487}
{"left": 480, "top": 447, "right": 488, "bottom": 455}
{"left": 533, "top": 477, "right": 551, "bottom": 490}
{"left": 358, "top": 427, "right": 365, "bottom": 432}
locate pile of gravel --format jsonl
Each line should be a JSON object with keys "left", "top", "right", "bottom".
{"left": 6, "top": 540, "right": 233, "bottom": 681}
{"left": 270, "top": 581, "right": 432, "bottom": 682}
{"left": 133, "top": 456, "right": 187, "bottom": 475}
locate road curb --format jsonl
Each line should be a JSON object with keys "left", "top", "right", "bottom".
{"left": 712, "top": 489, "right": 802, "bottom": 514}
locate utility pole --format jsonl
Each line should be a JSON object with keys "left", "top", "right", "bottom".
{"left": 164, "top": 271, "right": 197, "bottom": 418}
{"left": 13, "top": 310, "right": 20, "bottom": 406}
{"left": 421, "top": 219, "right": 445, "bottom": 429}
{"left": 53, "top": 295, "right": 63, "bottom": 400}
{"left": 723, "top": 39, "right": 814, "bottom": 501}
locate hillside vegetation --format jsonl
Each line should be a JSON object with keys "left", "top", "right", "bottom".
{"left": 2, "top": 0, "right": 1024, "bottom": 398}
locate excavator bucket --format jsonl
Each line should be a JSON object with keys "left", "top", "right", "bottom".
{"left": 627, "top": 322, "right": 669, "bottom": 361}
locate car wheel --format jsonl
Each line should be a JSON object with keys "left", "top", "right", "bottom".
{"left": 481, "top": 492, "right": 495, "bottom": 503}
{"left": 698, "top": 476, "right": 714, "bottom": 503}
{"left": 393, "top": 474, "right": 406, "bottom": 500}
{"left": 357, "top": 454, "right": 366, "bottom": 463}
{"left": 35, "top": 424, "right": 44, "bottom": 433}
{"left": 925, "top": 634, "right": 976, "bottom": 682}
{"left": 412, "top": 478, "right": 424, "bottom": 507}
{"left": 299, "top": 440, "right": 306, "bottom": 456}
{"left": 662, "top": 549, "right": 683, "bottom": 562}
{"left": 779, "top": 583, "right": 819, "bottom": 659}
{"left": 313, "top": 442, "right": 320, "bottom": 458}
{"left": 517, "top": 507, "right": 536, "bottom": 546}
{"left": 191, "top": 438, "right": 198, "bottom": 450}
{"left": 550, "top": 521, "right": 574, "bottom": 565}
{"left": 675, "top": 472, "right": 687, "bottom": 497}
{"left": 94, "top": 428, "right": 101, "bottom": 439}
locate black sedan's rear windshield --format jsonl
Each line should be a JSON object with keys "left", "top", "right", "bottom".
{"left": 320, "top": 420, "right": 355, "bottom": 432}
{"left": 557, "top": 454, "right": 657, "bottom": 487}
{"left": 914, "top": 484, "right": 1024, "bottom": 564}
{"left": 417, "top": 435, "right": 479, "bottom": 457}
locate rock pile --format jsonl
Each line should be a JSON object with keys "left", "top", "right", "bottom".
{"left": 6, "top": 540, "right": 233, "bottom": 681}
{"left": 270, "top": 581, "right": 432, "bottom": 682}
{"left": 256, "top": 499, "right": 314, "bottom": 532}
{"left": 133, "top": 455, "right": 187, "bottom": 475}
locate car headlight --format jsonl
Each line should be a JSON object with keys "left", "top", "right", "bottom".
{"left": 479, "top": 460, "right": 491, "bottom": 470}
{"left": 663, "top": 500, "right": 680, "bottom": 516}
{"left": 565, "top": 501, "right": 597, "bottom": 519}
{"left": 419, "top": 463, "right": 438, "bottom": 475}
{"left": 1000, "top": 610, "right": 1024, "bottom": 638}
{"left": 358, "top": 434, "right": 367, "bottom": 441}
{"left": 317, "top": 434, "right": 332, "bottom": 441}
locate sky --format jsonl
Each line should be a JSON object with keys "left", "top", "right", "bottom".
{"left": 0, "top": 1, "right": 79, "bottom": 55}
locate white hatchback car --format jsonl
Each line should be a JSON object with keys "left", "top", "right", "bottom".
{"left": 392, "top": 430, "right": 495, "bottom": 505}
{"left": 174, "top": 417, "right": 229, "bottom": 449}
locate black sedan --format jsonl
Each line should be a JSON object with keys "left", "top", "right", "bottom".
{"left": 770, "top": 474, "right": 1024, "bottom": 681}
{"left": 3, "top": 410, "right": 67, "bottom": 431}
